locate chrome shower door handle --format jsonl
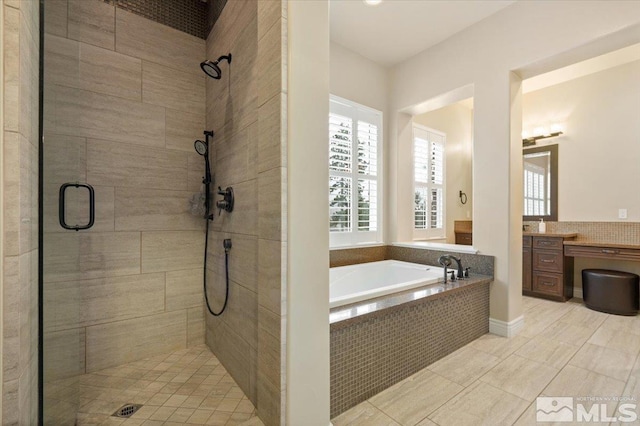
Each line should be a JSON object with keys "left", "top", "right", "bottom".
{"left": 59, "top": 182, "right": 95, "bottom": 231}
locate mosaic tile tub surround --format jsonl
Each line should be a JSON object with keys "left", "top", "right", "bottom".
{"left": 330, "top": 279, "right": 491, "bottom": 418}
{"left": 330, "top": 244, "right": 494, "bottom": 276}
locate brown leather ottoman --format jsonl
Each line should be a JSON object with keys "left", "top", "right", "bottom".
{"left": 582, "top": 269, "right": 639, "bottom": 316}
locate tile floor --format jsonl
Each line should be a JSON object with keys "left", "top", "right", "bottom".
{"left": 332, "top": 296, "right": 640, "bottom": 426}
{"left": 75, "top": 345, "right": 264, "bottom": 426}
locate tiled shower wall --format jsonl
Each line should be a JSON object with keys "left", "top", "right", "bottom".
{"left": 42, "top": 0, "right": 207, "bottom": 383}
{"left": 2, "top": 0, "right": 40, "bottom": 424}
{"left": 204, "top": 1, "right": 287, "bottom": 424}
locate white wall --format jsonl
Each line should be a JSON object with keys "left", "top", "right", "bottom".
{"left": 388, "top": 0, "right": 640, "bottom": 325}
{"left": 523, "top": 60, "right": 640, "bottom": 221}
{"left": 287, "top": 0, "right": 330, "bottom": 424}
{"left": 414, "top": 102, "right": 473, "bottom": 243}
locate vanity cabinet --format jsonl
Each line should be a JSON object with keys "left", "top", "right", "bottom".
{"left": 523, "top": 234, "right": 576, "bottom": 301}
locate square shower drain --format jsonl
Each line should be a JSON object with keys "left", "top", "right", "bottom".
{"left": 112, "top": 403, "right": 143, "bottom": 418}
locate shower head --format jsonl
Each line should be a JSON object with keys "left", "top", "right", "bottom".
{"left": 200, "top": 54, "right": 232, "bottom": 79}
{"left": 194, "top": 140, "right": 208, "bottom": 156}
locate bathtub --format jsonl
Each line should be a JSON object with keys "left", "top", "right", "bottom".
{"left": 330, "top": 260, "right": 444, "bottom": 308}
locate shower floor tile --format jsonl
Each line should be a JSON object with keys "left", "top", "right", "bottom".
{"left": 75, "top": 345, "right": 262, "bottom": 426}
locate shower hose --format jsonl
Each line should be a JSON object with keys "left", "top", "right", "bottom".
{"left": 203, "top": 215, "right": 230, "bottom": 316}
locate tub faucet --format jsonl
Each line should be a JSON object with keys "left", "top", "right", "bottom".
{"left": 438, "top": 255, "right": 452, "bottom": 283}
{"left": 438, "top": 254, "right": 464, "bottom": 282}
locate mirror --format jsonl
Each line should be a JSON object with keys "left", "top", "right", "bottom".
{"left": 523, "top": 144, "right": 558, "bottom": 221}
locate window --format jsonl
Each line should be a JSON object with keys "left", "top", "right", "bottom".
{"left": 413, "top": 124, "right": 445, "bottom": 239}
{"left": 524, "top": 160, "right": 547, "bottom": 216}
{"left": 329, "top": 96, "right": 382, "bottom": 247}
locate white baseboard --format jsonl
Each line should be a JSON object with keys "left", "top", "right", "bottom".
{"left": 573, "top": 287, "right": 583, "bottom": 300}
{"left": 489, "top": 315, "right": 524, "bottom": 337}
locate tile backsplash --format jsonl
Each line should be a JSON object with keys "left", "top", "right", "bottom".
{"left": 524, "top": 221, "right": 640, "bottom": 244}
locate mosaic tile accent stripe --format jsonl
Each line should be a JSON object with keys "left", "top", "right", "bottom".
{"left": 102, "top": 0, "right": 220, "bottom": 39}
{"left": 524, "top": 221, "right": 640, "bottom": 245}
{"left": 329, "top": 283, "right": 490, "bottom": 418}
{"left": 387, "top": 246, "right": 495, "bottom": 277}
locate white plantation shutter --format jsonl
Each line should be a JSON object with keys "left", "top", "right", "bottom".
{"left": 413, "top": 125, "right": 445, "bottom": 239}
{"left": 329, "top": 96, "right": 382, "bottom": 247}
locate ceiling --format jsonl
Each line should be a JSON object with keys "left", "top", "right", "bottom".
{"left": 330, "top": 0, "right": 516, "bottom": 67}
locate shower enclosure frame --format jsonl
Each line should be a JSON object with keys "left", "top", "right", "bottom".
{"left": 37, "top": 0, "right": 45, "bottom": 424}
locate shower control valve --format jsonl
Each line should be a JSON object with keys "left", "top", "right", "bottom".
{"left": 216, "top": 186, "right": 234, "bottom": 214}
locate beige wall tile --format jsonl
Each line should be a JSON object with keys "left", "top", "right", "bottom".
{"left": 115, "top": 9, "right": 205, "bottom": 76}
{"left": 225, "top": 282, "right": 257, "bottom": 349}
{"left": 217, "top": 179, "right": 257, "bottom": 236}
{"left": 87, "top": 139, "right": 187, "bottom": 191}
{"left": 142, "top": 61, "right": 205, "bottom": 115}
{"left": 257, "top": 94, "right": 286, "bottom": 173}
{"left": 78, "top": 42, "right": 142, "bottom": 101}
{"left": 115, "top": 187, "right": 202, "bottom": 231}
{"left": 45, "top": 35, "right": 142, "bottom": 101}
{"left": 141, "top": 231, "right": 204, "bottom": 273}
{"left": 258, "top": 167, "right": 286, "bottom": 241}
{"left": 256, "top": 374, "right": 281, "bottom": 426}
{"left": 257, "top": 327, "right": 280, "bottom": 389}
{"left": 44, "top": 273, "right": 165, "bottom": 330}
{"left": 166, "top": 109, "right": 206, "bottom": 152}
{"left": 4, "top": 6, "right": 20, "bottom": 132}
{"left": 2, "top": 380, "right": 19, "bottom": 425}
{"left": 43, "top": 328, "right": 85, "bottom": 382}
{"left": 257, "top": 0, "right": 283, "bottom": 41}
{"left": 257, "top": 239, "right": 285, "bottom": 315}
{"left": 205, "top": 320, "right": 253, "bottom": 401}
{"left": 166, "top": 269, "right": 203, "bottom": 311}
{"left": 3, "top": 255, "right": 21, "bottom": 381}
{"left": 187, "top": 307, "right": 205, "bottom": 347}
{"left": 44, "top": 184, "right": 115, "bottom": 233}
{"left": 86, "top": 310, "right": 187, "bottom": 372}
{"left": 19, "top": 18, "right": 38, "bottom": 142}
{"left": 42, "top": 133, "right": 86, "bottom": 184}
{"left": 68, "top": 0, "right": 115, "bottom": 50}
{"left": 44, "top": 0, "right": 67, "bottom": 37}
{"left": 258, "top": 305, "right": 281, "bottom": 343}
{"left": 3, "top": 132, "right": 21, "bottom": 256}
{"left": 43, "top": 232, "right": 140, "bottom": 283}
{"left": 214, "top": 122, "right": 258, "bottom": 186}
{"left": 257, "top": 18, "right": 286, "bottom": 106}
{"left": 207, "top": 233, "right": 257, "bottom": 293}
{"left": 54, "top": 86, "right": 165, "bottom": 147}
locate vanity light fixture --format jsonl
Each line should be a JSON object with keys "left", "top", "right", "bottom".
{"left": 363, "top": 0, "right": 382, "bottom": 5}
{"left": 522, "top": 126, "right": 564, "bottom": 147}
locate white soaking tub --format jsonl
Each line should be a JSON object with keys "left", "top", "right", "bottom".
{"left": 329, "top": 260, "right": 445, "bottom": 308}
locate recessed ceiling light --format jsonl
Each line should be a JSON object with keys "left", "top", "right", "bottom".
{"left": 363, "top": 0, "right": 382, "bottom": 5}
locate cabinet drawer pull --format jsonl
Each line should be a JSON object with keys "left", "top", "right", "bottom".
{"left": 601, "top": 249, "right": 619, "bottom": 254}
{"left": 541, "top": 281, "right": 555, "bottom": 286}
{"left": 540, "top": 259, "right": 556, "bottom": 263}
{"left": 539, "top": 241, "right": 553, "bottom": 245}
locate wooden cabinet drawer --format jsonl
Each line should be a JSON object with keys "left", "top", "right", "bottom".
{"left": 455, "top": 232, "right": 472, "bottom": 246}
{"left": 522, "top": 247, "right": 532, "bottom": 291}
{"left": 523, "top": 236, "right": 531, "bottom": 248}
{"left": 533, "top": 272, "right": 563, "bottom": 296}
{"left": 533, "top": 249, "right": 563, "bottom": 273}
{"left": 564, "top": 245, "right": 640, "bottom": 262}
{"left": 533, "top": 237, "right": 563, "bottom": 250}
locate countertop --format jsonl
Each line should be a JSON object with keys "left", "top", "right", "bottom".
{"left": 563, "top": 240, "right": 640, "bottom": 250}
{"left": 523, "top": 232, "right": 578, "bottom": 238}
